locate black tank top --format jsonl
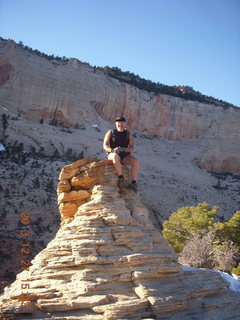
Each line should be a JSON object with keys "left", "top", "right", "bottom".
{"left": 109, "top": 129, "right": 130, "bottom": 159}
{"left": 110, "top": 129, "right": 129, "bottom": 148}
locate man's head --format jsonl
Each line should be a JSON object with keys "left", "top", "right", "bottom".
{"left": 115, "top": 116, "right": 126, "bottom": 132}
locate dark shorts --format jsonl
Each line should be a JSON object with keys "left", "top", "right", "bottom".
{"left": 119, "top": 152, "right": 130, "bottom": 162}
{"left": 107, "top": 152, "right": 130, "bottom": 162}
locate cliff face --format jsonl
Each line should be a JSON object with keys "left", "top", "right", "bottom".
{"left": 0, "top": 38, "right": 240, "bottom": 174}
{"left": 0, "top": 159, "right": 239, "bottom": 319}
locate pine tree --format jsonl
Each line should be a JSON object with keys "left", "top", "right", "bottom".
{"left": 215, "top": 210, "right": 240, "bottom": 246}
{"left": 162, "top": 202, "right": 219, "bottom": 252}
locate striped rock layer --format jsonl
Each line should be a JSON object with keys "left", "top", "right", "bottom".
{"left": 0, "top": 158, "right": 239, "bottom": 319}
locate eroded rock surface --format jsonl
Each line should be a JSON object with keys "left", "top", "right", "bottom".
{"left": 0, "top": 159, "right": 239, "bottom": 319}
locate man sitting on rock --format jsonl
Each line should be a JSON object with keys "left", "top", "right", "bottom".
{"left": 103, "top": 116, "right": 139, "bottom": 192}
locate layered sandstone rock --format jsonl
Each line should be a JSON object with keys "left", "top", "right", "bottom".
{"left": 0, "top": 38, "right": 240, "bottom": 174}
{"left": 0, "top": 159, "right": 239, "bottom": 319}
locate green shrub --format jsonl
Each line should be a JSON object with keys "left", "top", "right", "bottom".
{"left": 163, "top": 203, "right": 240, "bottom": 274}
{"left": 162, "top": 202, "right": 218, "bottom": 252}
{"left": 231, "top": 264, "right": 240, "bottom": 276}
{"left": 215, "top": 211, "right": 240, "bottom": 246}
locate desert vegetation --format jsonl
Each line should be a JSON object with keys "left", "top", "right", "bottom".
{"left": 163, "top": 202, "right": 240, "bottom": 275}
{"left": 96, "top": 66, "right": 236, "bottom": 109}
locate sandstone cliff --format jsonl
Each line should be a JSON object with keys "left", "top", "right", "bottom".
{"left": 0, "top": 38, "right": 240, "bottom": 174}
{"left": 0, "top": 159, "right": 239, "bottom": 320}
{"left": 1, "top": 38, "right": 240, "bottom": 293}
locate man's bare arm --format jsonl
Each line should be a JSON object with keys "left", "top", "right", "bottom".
{"left": 124, "top": 134, "right": 134, "bottom": 153}
{"left": 103, "top": 130, "right": 112, "bottom": 153}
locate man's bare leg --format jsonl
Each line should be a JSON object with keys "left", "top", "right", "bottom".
{"left": 122, "top": 155, "right": 139, "bottom": 181}
{"left": 108, "top": 153, "right": 123, "bottom": 176}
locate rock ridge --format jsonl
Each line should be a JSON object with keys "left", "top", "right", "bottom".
{"left": 0, "top": 159, "right": 239, "bottom": 319}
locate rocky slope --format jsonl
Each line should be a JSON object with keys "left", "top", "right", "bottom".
{"left": 0, "top": 159, "right": 239, "bottom": 320}
{"left": 0, "top": 38, "right": 240, "bottom": 293}
{"left": 0, "top": 38, "right": 240, "bottom": 175}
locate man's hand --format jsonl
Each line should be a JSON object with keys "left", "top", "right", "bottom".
{"left": 112, "top": 147, "right": 120, "bottom": 153}
{"left": 113, "top": 147, "right": 125, "bottom": 153}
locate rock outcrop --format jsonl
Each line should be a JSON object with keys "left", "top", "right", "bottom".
{"left": 0, "top": 38, "right": 240, "bottom": 174}
{"left": 0, "top": 159, "right": 239, "bottom": 319}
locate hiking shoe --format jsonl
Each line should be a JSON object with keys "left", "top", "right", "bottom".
{"left": 128, "top": 182, "right": 138, "bottom": 193}
{"left": 118, "top": 177, "right": 125, "bottom": 188}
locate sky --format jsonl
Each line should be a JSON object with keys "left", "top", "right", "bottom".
{"left": 0, "top": 0, "right": 240, "bottom": 107}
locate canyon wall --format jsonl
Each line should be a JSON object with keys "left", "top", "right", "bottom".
{"left": 0, "top": 38, "right": 240, "bottom": 174}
